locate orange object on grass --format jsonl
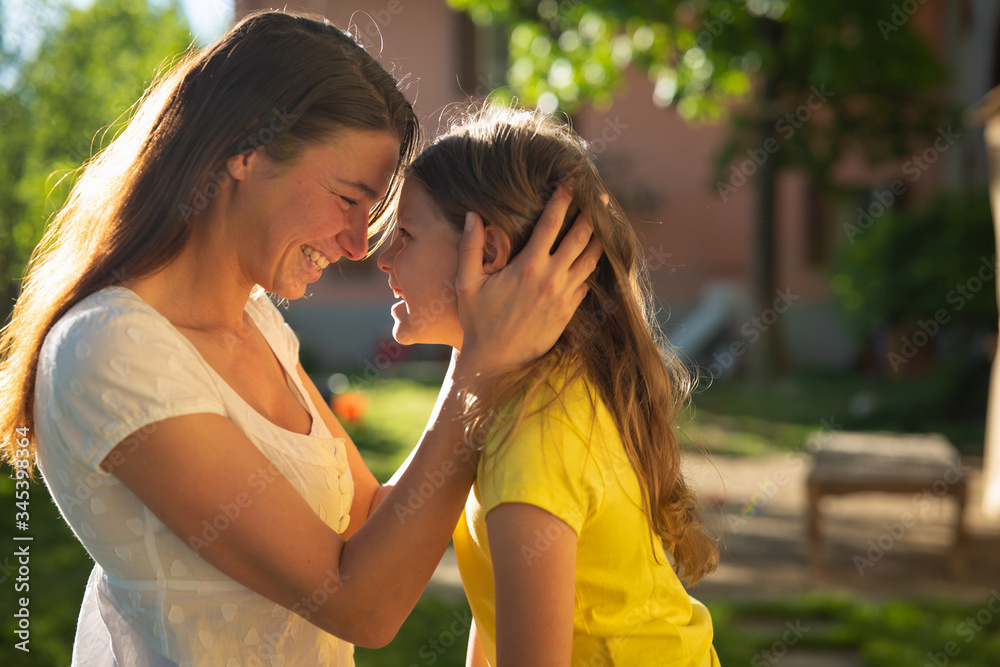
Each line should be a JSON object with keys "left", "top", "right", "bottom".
{"left": 331, "top": 391, "right": 369, "bottom": 424}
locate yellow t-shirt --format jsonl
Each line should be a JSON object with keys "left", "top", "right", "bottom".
{"left": 453, "top": 371, "right": 719, "bottom": 666}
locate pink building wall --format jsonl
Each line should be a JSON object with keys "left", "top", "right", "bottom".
{"left": 233, "top": 0, "right": 976, "bottom": 372}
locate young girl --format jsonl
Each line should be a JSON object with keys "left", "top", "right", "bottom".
{"left": 377, "top": 106, "right": 720, "bottom": 666}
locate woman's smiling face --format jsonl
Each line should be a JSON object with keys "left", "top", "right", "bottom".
{"left": 227, "top": 128, "right": 400, "bottom": 300}
{"left": 377, "top": 180, "right": 464, "bottom": 349}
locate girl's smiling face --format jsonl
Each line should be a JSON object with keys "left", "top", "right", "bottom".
{"left": 377, "top": 180, "right": 464, "bottom": 349}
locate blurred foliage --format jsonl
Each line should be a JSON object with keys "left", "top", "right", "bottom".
{"left": 0, "top": 467, "right": 97, "bottom": 665}
{"left": 448, "top": 0, "right": 952, "bottom": 188}
{"left": 0, "top": 0, "right": 192, "bottom": 314}
{"left": 690, "top": 370, "right": 988, "bottom": 455}
{"left": 832, "top": 189, "right": 997, "bottom": 336}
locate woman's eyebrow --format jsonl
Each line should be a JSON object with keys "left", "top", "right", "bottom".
{"left": 337, "top": 178, "right": 379, "bottom": 200}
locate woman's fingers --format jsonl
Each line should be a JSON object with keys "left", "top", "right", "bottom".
{"left": 454, "top": 191, "right": 603, "bottom": 373}
{"left": 552, "top": 208, "right": 600, "bottom": 276}
{"left": 568, "top": 233, "right": 603, "bottom": 286}
{"left": 456, "top": 211, "right": 486, "bottom": 297}
{"left": 520, "top": 185, "right": 574, "bottom": 259}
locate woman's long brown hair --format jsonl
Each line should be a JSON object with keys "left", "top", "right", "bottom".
{"left": 0, "top": 10, "right": 419, "bottom": 472}
{"left": 408, "top": 105, "right": 718, "bottom": 585}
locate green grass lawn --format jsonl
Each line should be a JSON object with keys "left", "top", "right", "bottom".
{"left": 357, "top": 592, "right": 1000, "bottom": 666}
{"left": 1, "top": 370, "right": 992, "bottom": 664}
{"left": 338, "top": 377, "right": 443, "bottom": 482}
{"left": 687, "top": 370, "right": 988, "bottom": 456}
{"left": 711, "top": 594, "right": 1000, "bottom": 666}
{"left": 341, "top": 370, "right": 989, "bottom": 462}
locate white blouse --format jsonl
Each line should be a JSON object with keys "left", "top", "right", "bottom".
{"left": 34, "top": 286, "right": 355, "bottom": 666}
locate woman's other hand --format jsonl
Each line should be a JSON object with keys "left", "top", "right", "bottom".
{"left": 456, "top": 186, "right": 602, "bottom": 373}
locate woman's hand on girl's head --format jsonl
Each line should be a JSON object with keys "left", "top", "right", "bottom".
{"left": 455, "top": 186, "right": 603, "bottom": 375}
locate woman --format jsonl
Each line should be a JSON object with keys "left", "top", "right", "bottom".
{"left": 0, "top": 11, "right": 601, "bottom": 665}
{"left": 377, "top": 105, "right": 719, "bottom": 666}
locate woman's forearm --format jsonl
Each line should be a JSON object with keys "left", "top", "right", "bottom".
{"left": 467, "top": 620, "right": 490, "bottom": 667}
{"left": 336, "top": 358, "right": 483, "bottom": 643}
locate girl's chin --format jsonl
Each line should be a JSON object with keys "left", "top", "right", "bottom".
{"left": 391, "top": 326, "right": 425, "bottom": 347}
{"left": 390, "top": 319, "right": 417, "bottom": 346}
{"left": 390, "top": 303, "right": 462, "bottom": 348}
{"left": 391, "top": 319, "right": 457, "bottom": 349}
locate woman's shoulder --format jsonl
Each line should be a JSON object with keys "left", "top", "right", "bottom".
{"left": 58, "top": 285, "right": 150, "bottom": 322}
{"left": 44, "top": 287, "right": 175, "bottom": 357}
{"left": 38, "top": 286, "right": 223, "bottom": 391}
{"left": 35, "top": 287, "right": 227, "bottom": 471}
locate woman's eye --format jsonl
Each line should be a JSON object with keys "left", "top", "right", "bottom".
{"left": 396, "top": 228, "right": 411, "bottom": 240}
{"left": 341, "top": 196, "right": 358, "bottom": 207}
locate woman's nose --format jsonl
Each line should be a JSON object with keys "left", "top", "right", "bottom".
{"left": 338, "top": 213, "right": 369, "bottom": 261}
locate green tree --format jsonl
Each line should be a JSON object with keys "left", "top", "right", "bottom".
{"left": 449, "top": 0, "right": 952, "bottom": 377}
{"left": 833, "top": 189, "right": 996, "bottom": 340}
{"left": 0, "top": 0, "right": 193, "bottom": 318}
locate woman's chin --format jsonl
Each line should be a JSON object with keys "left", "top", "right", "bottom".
{"left": 268, "top": 284, "right": 307, "bottom": 303}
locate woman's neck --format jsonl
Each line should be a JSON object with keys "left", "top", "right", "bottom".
{"left": 123, "top": 226, "right": 255, "bottom": 335}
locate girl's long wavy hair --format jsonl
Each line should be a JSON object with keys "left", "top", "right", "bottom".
{"left": 409, "top": 105, "right": 718, "bottom": 585}
{"left": 0, "top": 10, "right": 419, "bottom": 472}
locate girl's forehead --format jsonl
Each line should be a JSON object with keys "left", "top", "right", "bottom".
{"left": 397, "top": 180, "right": 441, "bottom": 223}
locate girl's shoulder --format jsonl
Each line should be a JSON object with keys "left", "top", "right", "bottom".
{"left": 522, "top": 366, "right": 615, "bottom": 441}
{"left": 477, "top": 367, "right": 617, "bottom": 529}
{"left": 487, "top": 366, "right": 622, "bottom": 480}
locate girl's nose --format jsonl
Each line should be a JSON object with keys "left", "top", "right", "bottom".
{"left": 376, "top": 239, "right": 396, "bottom": 273}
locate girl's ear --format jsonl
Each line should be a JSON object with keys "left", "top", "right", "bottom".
{"left": 482, "top": 225, "right": 512, "bottom": 275}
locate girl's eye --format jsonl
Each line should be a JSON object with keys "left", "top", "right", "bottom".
{"left": 396, "top": 228, "right": 411, "bottom": 240}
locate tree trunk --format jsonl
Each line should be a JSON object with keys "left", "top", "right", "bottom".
{"left": 747, "top": 18, "right": 784, "bottom": 383}
{"left": 980, "top": 110, "right": 1000, "bottom": 520}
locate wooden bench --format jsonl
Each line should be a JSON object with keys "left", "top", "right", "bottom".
{"left": 806, "top": 431, "right": 969, "bottom": 577}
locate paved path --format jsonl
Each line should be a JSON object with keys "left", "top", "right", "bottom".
{"left": 431, "top": 453, "right": 999, "bottom": 601}
{"left": 683, "top": 452, "right": 999, "bottom": 602}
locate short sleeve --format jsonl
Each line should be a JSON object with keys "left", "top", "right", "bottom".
{"left": 36, "top": 300, "right": 227, "bottom": 473}
{"left": 477, "top": 404, "right": 606, "bottom": 535}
